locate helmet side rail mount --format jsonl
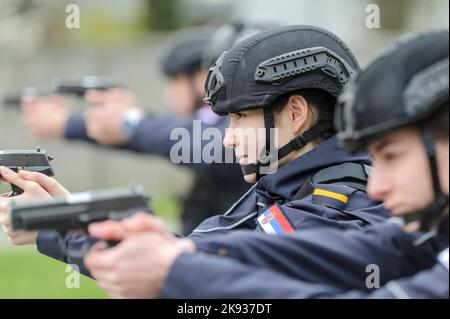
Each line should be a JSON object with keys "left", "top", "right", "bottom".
{"left": 204, "top": 52, "right": 227, "bottom": 106}
{"left": 254, "top": 46, "right": 355, "bottom": 86}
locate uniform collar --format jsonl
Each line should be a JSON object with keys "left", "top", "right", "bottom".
{"left": 256, "top": 136, "right": 372, "bottom": 200}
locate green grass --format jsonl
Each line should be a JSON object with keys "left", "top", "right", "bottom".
{"left": 0, "top": 247, "right": 108, "bottom": 299}
{"left": 152, "top": 195, "right": 182, "bottom": 230}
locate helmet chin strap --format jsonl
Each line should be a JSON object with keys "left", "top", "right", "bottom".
{"left": 402, "top": 130, "right": 449, "bottom": 231}
{"left": 241, "top": 108, "right": 334, "bottom": 180}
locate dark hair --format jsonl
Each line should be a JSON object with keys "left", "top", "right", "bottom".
{"left": 271, "top": 89, "right": 337, "bottom": 140}
{"left": 421, "top": 102, "right": 449, "bottom": 141}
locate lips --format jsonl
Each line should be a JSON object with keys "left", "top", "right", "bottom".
{"left": 238, "top": 156, "right": 248, "bottom": 165}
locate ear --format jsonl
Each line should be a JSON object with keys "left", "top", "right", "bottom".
{"left": 286, "top": 95, "right": 309, "bottom": 135}
{"left": 195, "top": 70, "right": 209, "bottom": 91}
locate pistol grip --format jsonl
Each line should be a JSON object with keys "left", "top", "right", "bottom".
{"left": 10, "top": 185, "right": 24, "bottom": 197}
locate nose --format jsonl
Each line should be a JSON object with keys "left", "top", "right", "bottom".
{"left": 223, "top": 126, "right": 238, "bottom": 150}
{"left": 367, "top": 167, "right": 392, "bottom": 202}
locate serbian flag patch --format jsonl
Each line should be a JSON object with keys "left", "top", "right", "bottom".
{"left": 257, "top": 204, "right": 295, "bottom": 235}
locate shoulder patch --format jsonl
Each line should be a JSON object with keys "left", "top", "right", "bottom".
{"left": 257, "top": 204, "right": 295, "bottom": 235}
{"left": 312, "top": 183, "right": 357, "bottom": 211}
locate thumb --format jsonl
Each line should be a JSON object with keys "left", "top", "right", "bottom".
{"left": 85, "top": 90, "right": 108, "bottom": 105}
{"left": 122, "top": 213, "right": 168, "bottom": 234}
{"left": 88, "top": 220, "right": 128, "bottom": 241}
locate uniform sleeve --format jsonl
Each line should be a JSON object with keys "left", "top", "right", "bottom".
{"left": 36, "top": 231, "right": 68, "bottom": 263}
{"left": 161, "top": 253, "right": 448, "bottom": 299}
{"left": 64, "top": 113, "right": 94, "bottom": 142}
{"left": 160, "top": 252, "right": 344, "bottom": 299}
{"left": 63, "top": 112, "right": 229, "bottom": 173}
{"left": 36, "top": 231, "right": 97, "bottom": 278}
{"left": 192, "top": 224, "right": 439, "bottom": 291}
{"left": 339, "top": 263, "right": 449, "bottom": 299}
{"left": 119, "top": 114, "right": 192, "bottom": 158}
{"left": 63, "top": 112, "right": 191, "bottom": 157}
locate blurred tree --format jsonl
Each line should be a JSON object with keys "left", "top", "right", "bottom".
{"left": 10, "top": 0, "right": 32, "bottom": 14}
{"left": 372, "top": 0, "right": 411, "bottom": 30}
{"left": 0, "top": 0, "right": 53, "bottom": 55}
{"left": 144, "top": 0, "right": 180, "bottom": 31}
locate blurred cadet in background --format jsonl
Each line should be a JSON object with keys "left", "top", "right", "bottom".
{"left": 19, "top": 23, "right": 281, "bottom": 235}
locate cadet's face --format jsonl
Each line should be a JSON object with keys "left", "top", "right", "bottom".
{"left": 367, "top": 127, "right": 449, "bottom": 216}
{"left": 165, "top": 75, "right": 196, "bottom": 116}
{"left": 194, "top": 70, "right": 208, "bottom": 98}
{"left": 223, "top": 109, "right": 266, "bottom": 183}
{"left": 436, "top": 139, "right": 449, "bottom": 196}
{"left": 223, "top": 107, "right": 302, "bottom": 183}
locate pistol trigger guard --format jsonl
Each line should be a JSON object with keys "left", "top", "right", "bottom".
{"left": 10, "top": 185, "right": 24, "bottom": 197}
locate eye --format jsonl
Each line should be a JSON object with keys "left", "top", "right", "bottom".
{"left": 233, "top": 112, "right": 244, "bottom": 120}
{"left": 381, "top": 150, "right": 400, "bottom": 162}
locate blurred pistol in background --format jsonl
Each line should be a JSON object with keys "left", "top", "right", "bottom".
{"left": 0, "top": 147, "right": 54, "bottom": 196}
{"left": 52, "top": 76, "right": 122, "bottom": 97}
{"left": 1, "top": 76, "right": 122, "bottom": 108}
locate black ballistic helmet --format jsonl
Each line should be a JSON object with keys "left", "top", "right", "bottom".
{"left": 202, "top": 19, "right": 284, "bottom": 69}
{"left": 336, "top": 30, "right": 449, "bottom": 231}
{"left": 336, "top": 30, "right": 449, "bottom": 152}
{"left": 205, "top": 25, "right": 359, "bottom": 113}
{"left": 204, "top": 25, "right": 360, "bottom": 179}
{"left": 162, "top": 27, "right": 216, "bottom": 78}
